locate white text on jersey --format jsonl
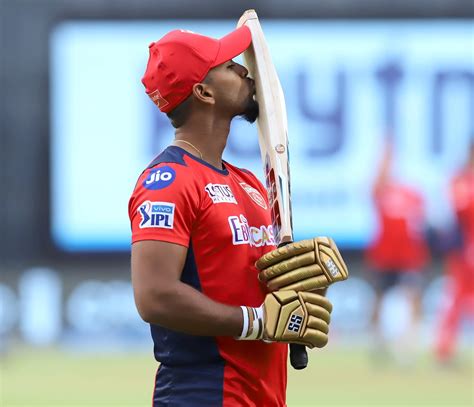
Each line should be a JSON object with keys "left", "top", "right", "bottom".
{"left": 205, "top": 183, "right": 237, "bottom": 204}
{"left": 228, "top": 214, "right": 275, "bottom": 247}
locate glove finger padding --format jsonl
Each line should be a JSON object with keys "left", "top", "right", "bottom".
{"left": 257, "top": 237, "right": 349, "bottom": 292}
{"left": 263, "top": 290, "right": 332, "bottom": 349}
{"left": 256, "top": 239, "right": 316, "bottom": 269}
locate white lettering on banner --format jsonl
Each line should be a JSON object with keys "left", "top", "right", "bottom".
{"left": 205, "top": 183, "right": 237, "bottom": 204}
{"left": 228, "top": 214, "right": 275, "bottom": 247}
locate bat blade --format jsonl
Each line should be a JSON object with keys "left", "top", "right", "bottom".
{"left": 237, "top": 9, "right": 293, "bottom": 246}
{"left": 238, "top": 9, "right": 308, "bottom": 370}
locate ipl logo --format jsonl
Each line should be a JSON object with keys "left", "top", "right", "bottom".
{"left": 138, "top": 201, "right": 175, "bottom": 229}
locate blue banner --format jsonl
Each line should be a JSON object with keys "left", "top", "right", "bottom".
{"left": 50, "top": 20, "right": 474, "bottom": 251}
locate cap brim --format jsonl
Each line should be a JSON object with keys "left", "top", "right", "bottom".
{"left": 212, "top": 25, "right": 252, "bottom": 68}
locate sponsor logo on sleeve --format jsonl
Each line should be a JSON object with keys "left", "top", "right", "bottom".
{"left": 228, "top": 214, "right": 275, "bottom": 247}
{"left": 239, "top": 182, "right": 267, "bottom": 209}
{"left": 205, "top": 183, "right": 237, "bottom": 204}
{"left": 143, "top": 166, "right": 176, "bottom": 190}
{"left": 138, "top": 201, "right": 175, "bottom": 229}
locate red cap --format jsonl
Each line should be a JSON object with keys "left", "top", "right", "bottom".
{"left": 142, "top": 26, "right": 252, "bottom": 113}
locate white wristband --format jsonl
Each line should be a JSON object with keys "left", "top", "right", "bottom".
{"left": 239, "top": 306, "right": 249, "bottom": 339}
{"left": 237, "top": 305, "right": 264, "bottom": 340}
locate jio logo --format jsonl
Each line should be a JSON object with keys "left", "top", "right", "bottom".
{"left": 143, "top": 166, "right": 176, "bottom": 190}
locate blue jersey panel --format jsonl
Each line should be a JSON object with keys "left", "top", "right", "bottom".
{"left": 153, "top": 362, "right": 225, "bottom": 407}
{"left": 150, "top": 244, "right": 224, "bottom": 366}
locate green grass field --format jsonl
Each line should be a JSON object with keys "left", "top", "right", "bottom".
{"left": 0, "top": 346, "right": 472, "bottom": 406}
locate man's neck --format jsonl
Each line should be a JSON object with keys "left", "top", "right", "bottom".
{"left": 173, "top": 117, "right": 231, "bottom": 170}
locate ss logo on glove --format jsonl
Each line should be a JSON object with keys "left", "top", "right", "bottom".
{"left": 288, "top": 315, "right": 303, "bottom": 333}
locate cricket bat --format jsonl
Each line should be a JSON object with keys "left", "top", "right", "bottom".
{"left": 237, "top": 9, "right": 308, "bottom": 370}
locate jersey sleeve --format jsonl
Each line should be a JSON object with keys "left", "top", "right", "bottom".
{"left": 128, "top": 163, "right": 201, "bottom": 247}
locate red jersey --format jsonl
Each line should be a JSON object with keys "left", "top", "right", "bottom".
{"left": 450, "top": 168, "right": 474, "bottom": 272}
{"left": 366, "top": 182, "right": 429, "bottom": 271}
{"left": 128, "top": 146, "right": 287, "bottom": 407}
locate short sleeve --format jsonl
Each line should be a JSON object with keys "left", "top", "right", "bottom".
{"left": 128, "top": 163, "right": 200, "bottom": 247}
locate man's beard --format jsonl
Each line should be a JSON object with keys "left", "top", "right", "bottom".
{"left": 239, "top": 96, "right": 259, "bottom": 123}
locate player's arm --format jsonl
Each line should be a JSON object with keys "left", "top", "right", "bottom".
{"left": 129, "top": 164, "right": 331, "bottom": 346}
{"left": 131, "top": 239, "right": 243, "bottom": 337}
{"left": 132, "top": 239, "right": 332, "bottom": 347}
{"left": 373, "top": 142, "right": 392, "bottom": 197}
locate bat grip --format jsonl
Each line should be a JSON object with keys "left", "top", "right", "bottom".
{"left": 290, "top": 343, "right": 308, "bottom": 370}
{"left": 275, "top": 242, "right": 309, "bottom": 369}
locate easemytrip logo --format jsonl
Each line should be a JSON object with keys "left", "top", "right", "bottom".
{"left": 228, "top": 214, "right": 275, "bottom": 247}
{"left": 143, "top": 166, "right": 176, "bottom": 190}
{"left": 138, "top": 201, "right": 175, "bottom": 229}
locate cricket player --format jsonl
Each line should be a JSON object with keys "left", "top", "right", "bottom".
{"left": 435, "top": 143, "right": 474, "bottom": 364}
{"left": 365, "top": 143, "right": 430, "bottom": 361}
{"left": 128, "top": 26, "right": 336, "bottom": 406}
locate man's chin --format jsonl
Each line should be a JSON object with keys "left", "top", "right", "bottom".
{"left": 239, "top": 99, "right": 259, "bottom": 123}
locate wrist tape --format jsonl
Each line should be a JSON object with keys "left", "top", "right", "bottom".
{"left": 238, "top": 305, "right": 264, "bottom": 340}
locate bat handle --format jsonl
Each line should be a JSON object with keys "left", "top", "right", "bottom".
{"left": 275, "top": 242, "right": 308, "bottom": 369}
{"left": 290, "top": 343, "right": 308, "bottom": 370}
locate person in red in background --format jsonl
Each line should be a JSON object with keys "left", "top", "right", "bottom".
{"left": 365, "top": 143, "right": 430, "bottom": 361}
{"left": 435, "top": 143, "right": 474, "bottom": 365}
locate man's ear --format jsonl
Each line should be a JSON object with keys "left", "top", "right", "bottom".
{"left": 192, "top": 83, "right": 215, "bottom": 106}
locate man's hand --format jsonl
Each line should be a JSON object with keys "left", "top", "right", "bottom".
{"left": 256, "top": 237, "right": 349, "bottom": 292}
{"left": 238, "top": 290, "right": 332, "bottom": 349}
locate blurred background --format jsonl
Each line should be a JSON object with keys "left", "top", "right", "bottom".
{"left": 1, "top": 0, "right": 473, "bottom": 406}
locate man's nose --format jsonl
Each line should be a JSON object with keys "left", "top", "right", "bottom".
{"left": 236, "top": 63, "right": 249, "bottom": 78}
